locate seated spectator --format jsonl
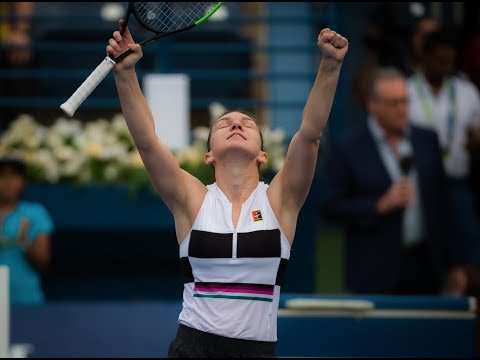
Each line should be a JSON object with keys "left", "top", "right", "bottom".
{"left": 320, "top": 67, "right": 467, "bottom": 295}
{"left": 0, "top": 155, "right": 54, "bottom": 305}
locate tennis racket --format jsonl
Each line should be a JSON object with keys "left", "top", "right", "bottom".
{"left": 60, "top": 2, "right": 223, "bottom": 117}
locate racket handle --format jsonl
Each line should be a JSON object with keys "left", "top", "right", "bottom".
{"left": 60, "top": 56, "right": 116, "bottom": 117}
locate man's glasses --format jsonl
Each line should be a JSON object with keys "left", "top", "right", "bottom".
{"left": 375, "top": 96, "right": 410, "bottom": 107}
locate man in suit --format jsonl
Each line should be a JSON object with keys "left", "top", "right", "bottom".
{"left": 321, "top": 67, "right": 467, "bottom": 295}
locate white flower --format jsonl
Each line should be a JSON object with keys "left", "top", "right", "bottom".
{"left": 0, "top": 113, "right": 287, "bottom": 186}
{"left": 86, "top": 118, "right": 109, "bottom": 133}
{"left": 272, "top": 158, "right": 285, "bottom": 172}
{"left": 102, "top": 143, "right": 129, "bottom": 161}
{"left": 111, "top": 113, "right": 129, "bottom": 135}
{"left": 176, "top": 146, "right": 204, "bottom": 167}
{"left": 103, "top": 133, "right": 118, "bottom": 146}
{"left": 192, "top": 126, "right": 210, "bottom": 144}
{"left": 61, "top": 155, "right": 87, "bottom": 177}
{"left": 45, "top": 130, "right": 64, "bottom": 150}
{"left": 34, "top": 149, "right": 60, "bottom": 183}
{"left": 125, "top": 150, "right": 144, "bottom": 168}
{"left": 1, "top": 114, "right": 39, "bottom": 148}
{"left": 22, "top": 150, "right": 39, "bottom": 165}
{"left": 208, "top": 102, "right": 228, "bottom": 126}
{"left": 23, "top": 132, "right": 42, "bottom": 150}
{"left": 10, "top": 114, "right": 39, "bottom": 134}
{"left": 53, "top": 146, "right": 76, "bottom": 162}
{"left": 85, "top": 143, "right": 104, "bottom": 160}
{"left": 269, "top": 128, "right": 286, "bottom": 144}
{"left": 84, "top": 128, "right": 104, "bottom": 145}
{"left": 51, "top": 117, "right": 82, "bottom": 138}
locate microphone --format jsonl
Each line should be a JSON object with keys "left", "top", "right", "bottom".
{"left": 398, "top": 141, "right": 414, "bottom": 176}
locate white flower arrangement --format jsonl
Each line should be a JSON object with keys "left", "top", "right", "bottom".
{"left": 0, "top": 112, "right": 287, "bottom": 189}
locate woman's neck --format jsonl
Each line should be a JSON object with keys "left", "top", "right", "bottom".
{"left": 214, "top": 160, "right": 260, "bottom": 204}
{"left": 0, "top": 199, "right": 18, "bottom": 216}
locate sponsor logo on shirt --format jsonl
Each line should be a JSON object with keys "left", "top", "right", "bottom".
{"left": 252, "top": 210, "right": 263, "bottom": 222}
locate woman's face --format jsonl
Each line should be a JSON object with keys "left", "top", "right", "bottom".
{"left": 0, "top": 166, "right": 25, "bottom": 204}
{"left": 206, "top": 112, "right": 266, "bottom": 167}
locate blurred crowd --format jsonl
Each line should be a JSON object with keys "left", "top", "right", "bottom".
{"left": 320, "top": 4, "right": 480, "bottom": 354}
{"left": 335, "top": 6, "right": 480, "bottom": 298}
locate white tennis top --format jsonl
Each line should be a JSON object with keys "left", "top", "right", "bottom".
{"left": 177, "top": 181, "right": 291, "bottom": 342}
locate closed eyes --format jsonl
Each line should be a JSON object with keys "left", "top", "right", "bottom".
{"left": 215, "top": 117, "right": 257, "bottom": 129}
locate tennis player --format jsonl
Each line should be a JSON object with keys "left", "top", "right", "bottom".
{"left": 107, "top": 19, "right": 348, "bottom": 358}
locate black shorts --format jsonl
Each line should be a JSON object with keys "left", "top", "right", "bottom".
{"left": 168, "top": 323, "right": 276, "bottom": 358}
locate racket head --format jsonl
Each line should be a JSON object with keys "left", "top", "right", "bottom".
{"left": 132, "top": 2, "right": 223, "bottom": 34}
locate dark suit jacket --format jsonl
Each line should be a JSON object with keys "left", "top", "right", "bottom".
{"left": 320, "top": 123, "right": 466, "bottom": 294}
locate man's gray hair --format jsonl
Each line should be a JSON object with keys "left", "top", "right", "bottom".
{"left": 368, "top": 67, "right": 406, "bottom": 98}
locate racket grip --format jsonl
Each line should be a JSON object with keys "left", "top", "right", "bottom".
{"left": 60, "top": 56, "right": 116, "bottom": 117}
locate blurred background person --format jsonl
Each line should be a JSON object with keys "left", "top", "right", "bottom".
{"left": 407, "top": 29, "right": 480, "bottom": 271}
{"left": 410, "top": 15, "right": 440, "bottom": 75}
{"left": 467, "top": 125, "right": 480, "bottom": 219}
{"left": 352, "top": 4, "right": 412, "bottom": 111}
{"left": 320, "top": 67, "right": 467, "bottom": 295}
{"left": 0, "top": 155, "right": 54, "bottom": 305}
{"left": 0, "top": 2, "right": 35, "bottom": 133}
{"left": 459, "top": 23, "right": 480, "bottom": 91}
{"left": 353, "top": 11, "right": 440, "bottom": 112}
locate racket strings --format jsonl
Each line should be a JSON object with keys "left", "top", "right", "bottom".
{"left": 135, "top": 2, "right": 218, "bottom": 33}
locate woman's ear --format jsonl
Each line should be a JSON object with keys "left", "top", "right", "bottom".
{"left": 257, "top": 151, "right": 268, "bottom": 166}
{"left": 205, "top": 151, "right": 214, "bottom": 166}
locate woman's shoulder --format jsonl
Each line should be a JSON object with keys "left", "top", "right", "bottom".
{"left": 17, "top": 201, "right": 51, "bottom": 216}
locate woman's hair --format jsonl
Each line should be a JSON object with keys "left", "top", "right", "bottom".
{"left": 0, "top": 156, "right": 27, "bottom": 178}
{"left": 207, "top": 108, "right": 264, "bottom": 152}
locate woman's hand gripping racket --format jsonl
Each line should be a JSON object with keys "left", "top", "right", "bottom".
{"left": 60, "top": 2, "right": 223, "bottom": 117}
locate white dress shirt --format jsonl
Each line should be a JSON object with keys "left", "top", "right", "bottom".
{"left": 407, "top": 73, "right": 480, "bottom": 179}
{"left": 367, "top": 116, "right": 425, "bottom": 247}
